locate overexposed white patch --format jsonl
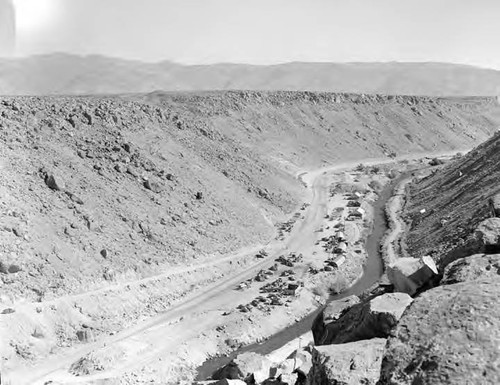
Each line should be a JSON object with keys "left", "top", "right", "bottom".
{"left": 13, "top": 0, "right": 57, "bottom": 33}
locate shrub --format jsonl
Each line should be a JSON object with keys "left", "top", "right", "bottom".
{"left": 313, "top": 274, "right": 349, "bottom": 298}
{"left": 386, "top": 169, "right": 399, "bottom": 179}
{"left": 429, "top": 157, "right": 445, "bottom": 166}
{"left": 369, "top": 180, "right": 384, "bottom": 192}
{"left": 370, "top": 165, "right": 381, "bottom": 174}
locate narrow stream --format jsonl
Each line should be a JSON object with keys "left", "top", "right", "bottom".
{"left": 196, "top": 176, "right": 401, "bottom": 380}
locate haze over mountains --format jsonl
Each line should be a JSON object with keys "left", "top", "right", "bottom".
{"left": 2, "top": 53, "right": 500, "bottom": 96}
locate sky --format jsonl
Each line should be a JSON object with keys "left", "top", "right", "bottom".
{"left": 4, "top": 0, "right": 500, "bottom": 69}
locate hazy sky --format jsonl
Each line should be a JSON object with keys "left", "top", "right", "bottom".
{"left": 7, "top": 0, "right": 500, "bottom": 69}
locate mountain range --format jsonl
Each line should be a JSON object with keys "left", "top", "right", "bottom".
{"left": 1, "top": 53, "right": 500, "bottom": 96}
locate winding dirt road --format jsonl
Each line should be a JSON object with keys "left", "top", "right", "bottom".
{"left": 9, "top": 160, "right": 339, "bottom": 384}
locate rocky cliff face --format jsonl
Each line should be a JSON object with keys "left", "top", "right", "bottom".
{"left": 308, "top": 131, "right": 500, "bottom": 385}
{"left": 441, "top": 253, "right": 500, "bottom": 284}
{"left": 308, "top": 338, "right": 387, "bottom": 385}
{"left": 378, "top": 277, "right": 500, "bottom": 385}
{"left": 312, "top": 293, "right": 412, "bottom": 346}
{"left": 404, "top": 131, "right": 500, "bottom": 268}
{"left": 377, "top": 132, "right": 500, "bottom": 384}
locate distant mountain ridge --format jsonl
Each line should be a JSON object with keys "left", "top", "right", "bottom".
{"left": 1, "top": 53, "right": 500, "bottom": 96}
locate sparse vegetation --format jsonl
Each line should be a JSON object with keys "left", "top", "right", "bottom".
{"left": 429, "top": 157, "right": 446, "bottom": 166}
{"left": 312, "top": 274, "right": 349, "bottom": 298}
{"left": 369, "top": 180, "right": 384, "bottom": 192}
{"left": 355, "top": 163, "right": 365, "bottom": 172}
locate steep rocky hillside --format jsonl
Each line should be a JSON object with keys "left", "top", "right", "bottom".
{"left": 404, "top": 131, "right": 500, "bottom": 267}
{"left": 2, "top": 54, "right": 500, "bottom": 96}
{"left": 1, "top": 91, "right": 499, "bottom": 303}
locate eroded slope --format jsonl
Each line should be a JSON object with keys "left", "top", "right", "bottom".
{"left": 1, "top": 92, "right": 500, "bottom": 302}
{"left": 404, "top": 131, "right": 500, "bottom": 266}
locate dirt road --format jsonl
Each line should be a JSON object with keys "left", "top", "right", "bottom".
{"left": 7, "top": 160, "right": 337, "bottom": 384}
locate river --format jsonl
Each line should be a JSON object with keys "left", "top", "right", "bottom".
{"left": 196, "top": 176, "right": 399, "bottom": 380}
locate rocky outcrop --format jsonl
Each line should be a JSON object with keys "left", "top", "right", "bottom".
{"left": 313, "top": 293, "right": 412, "bottom": 345}
{"left": 261, "top": 373, "right": 298, "bottom": 385}
{"left": 308, "top": 338, "right": 386, "bottom": 385}
{"left": 386, "top": 256, "right": 438, "bottom": 296}
{"left": 44, "top": 172, "right": 66, "bottom": 191}
{"left": 475, "top": 218, "right": 500, "bottom": 253}
{"left": 441, "top": 253, "right": 500, "bottom": 284}
{"left": 489, "top": 193, "right": 500, "bottom": 217}
{"left": 378, "top": 278, "right": 500, "bottom": 385}
{"left": 312, "top": 295, "right": 360, "bottom": 345}
{"left": 213, "top": 352, "right": 272, "bottom": 384}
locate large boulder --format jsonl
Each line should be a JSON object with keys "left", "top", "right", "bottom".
{"left": 143, "top": 178, "right": 163, "bottom": 193}
{"left": 488, "top": 193, "right": 500, "bottom": 217}
{"left": 293, "top": 348, "right": 313, "bottom": 378}
{"left": 45, "top": 172, "right": 65, "bottom": 191}
{"left": 261, "top": 373, "right": 298, "bottom": 385}
{"left": 213, "top": 352, "right": 272, "bottom": 383}
{"left": 307, "top": 338, "right": 386, "bottom": 385}
{"left": 386, "top": 256, "right": 438, "bottom": 296}
{"left": 312, "top": 295, "right": 360, "bottom": 345}
{"left": 475, "top": 218, "right": 500, "bottom": 252}
{"left": 441, "top": 253, "right": 500, "bottom": 285}
{"left": 315, "top": 293, "right": 412, "bottom": 345}
{"left": 378, "top": 278, "right": 500, "bottom": 385}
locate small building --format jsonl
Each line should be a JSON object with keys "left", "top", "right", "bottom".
{"left": 350, "top": 208, "right": 365, "bottom": 219}
{"left": 334, "top": 242, "right": 348, "bottom": 254}
{"left": 336, "top": 231, "right": 346, "bottom": 242}
{"left": 285, "top": 283, "right": 301, "bottom": 296}
{"left": 269, "top": 264, "right": 278, "bottom": 272}
{"left": 331, "top": 255, "right": 346, "bottom": 269}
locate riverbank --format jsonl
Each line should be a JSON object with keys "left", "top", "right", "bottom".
{"left": 195, "top": 168, "right": 400, "bottom": 381}
{"left": 381, "top": 175, "right": 413, "bottom": 267}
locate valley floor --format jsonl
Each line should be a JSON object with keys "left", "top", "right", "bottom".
{"left": 2, "top": 152, "right": 459, "bottom": 385}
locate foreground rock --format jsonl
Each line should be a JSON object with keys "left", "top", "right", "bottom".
{"left": 441, "top": 253, "right": 500, "bottom": 285}
{"left": 378, "top": 278, "right": 500, "bottom": 384}
{"left": 312, "top": 295, "right": 360, "bottom": 345}
{"left": 44, "top": 172, "right": 65, "bottom": 191}
{"left": 489, "top": 193, "right": 500, "bottom": 217}
{"left": 475, "top": 218, "right": 500, "bottom": 252}
{"left": 386, "top": 256, "right": 438, "bottom": 296}
{"left": 313, "top": 293, "right": 412, "bottom": 345}
{"left": 308, "top": 338, "right": 386, "bottom": 385}
{"left": 213, "top": 352, "right": 272, "bottom": 384}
